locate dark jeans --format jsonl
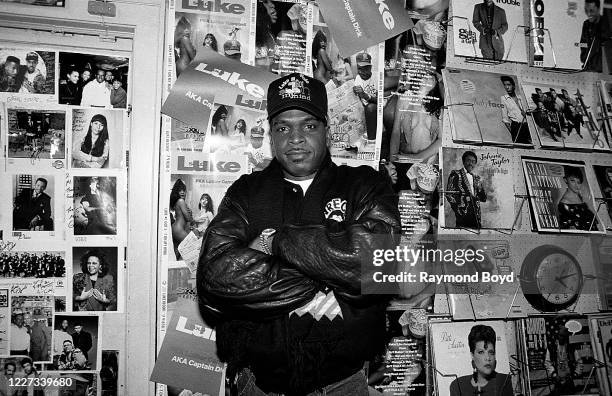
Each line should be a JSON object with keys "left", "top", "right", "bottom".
{"left": 509, "top": 121, "right": 530, "bottom": 144}
{"left": 236, "top": 368, "right": 369, "bottom": 396}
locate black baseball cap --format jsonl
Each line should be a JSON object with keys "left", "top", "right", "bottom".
{"left": 266, "top": 73, "right": 328, "bottom": 123}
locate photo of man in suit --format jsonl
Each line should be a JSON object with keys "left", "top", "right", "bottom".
{"left": 13, "top": 177, "right": 53, "bottom": 231}
{"left": 445, "top": 151, "right": 487, "bottom": 229}
{"left": 472, "top": 0, "right": 508, "bottom": 60}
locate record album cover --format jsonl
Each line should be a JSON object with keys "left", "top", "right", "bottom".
{"left": 444, "top": 68, "right": 532, "bottom": 145}
{"left": 441, "top": 148, "right": 514, "bottom": 230}
{"left": 522, "top": 159, "right": 603, "bottom": 234}
{"left": 451, "top": 0, "right": 528, "bottom": 62}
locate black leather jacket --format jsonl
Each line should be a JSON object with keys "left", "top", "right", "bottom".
{"left": 197, "top": 154, "right": 400, "bottom": 393}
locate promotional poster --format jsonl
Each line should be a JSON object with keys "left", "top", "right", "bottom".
{"left": 451, "top": 0, "right": 528, "bottom": 62}
{"left": 430, "top": 320, "right": 514, "bottom": 396}
{"left": 150, "top": 294, "right": 225, "bottom": 395}
{"left": 529, "top": 0, "right": 604, "bottom": 71}
{"left": 522, "top": 158, "right": 603, "bottom": 234}
{"left": 444, "top": 68, "right": 533, "bottom": 145}
{"left": 161, "top": 48, "right": 277, "bottom": 132}
{"left": 440, "top": 148, "right": 515, "bottom": 230}
{"left": 317, "top": 0, "right": 414, "bottom": 58}
{"left": 173, "top": 0, "right": 255, "bottom": 77}
{"left": 522, "top": 82, "right": 609, "bottom": 150}
{"left": 254, "top": 0, "right": 311, "bottom": 75}
{"left": 71, "top": 108, "right": 125, "bottom": 169}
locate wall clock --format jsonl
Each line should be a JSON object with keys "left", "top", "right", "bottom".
{"left": 520, "top": 245, "right": 583, "bottom": 312}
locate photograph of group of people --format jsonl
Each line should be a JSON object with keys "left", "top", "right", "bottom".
{"left": 58, "top": 52, "right": 129, "bottom": 109}
{"left": 523, "top": 83, "right": 605, "bottom": 149}
{"left": 0, "top": 49, "right": 55, "bottom": 94}
{"left": 0, "top": 251, "right": 65, "bottom": 279}
{"left": 7, "top": 109, "right": 66, "bottom": 160}
{"left": 9, "top": 296, "right": 53, "bottom": 362}
{"left": 51, "top": 314, "right": 100, "bottom": 371}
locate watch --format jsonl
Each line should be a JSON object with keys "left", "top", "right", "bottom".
{"left": 520, "top": 245, "right": 583, "bottom": 312}
{"left": 259, "top": 228, "right": 276, "bottom": 255}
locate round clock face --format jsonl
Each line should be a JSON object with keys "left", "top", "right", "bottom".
{"left": 535, "top": 252, "right": 582, "bottom": 305}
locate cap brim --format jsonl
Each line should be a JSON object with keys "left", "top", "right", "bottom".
{"left": 356, "top": 62, "right": 371, "bottom": 67}
{"left": 224, "top": 50, "right": 241, "bottom": 55}
{"left": 267, "top": 100, "right": 326, "bottom": 123}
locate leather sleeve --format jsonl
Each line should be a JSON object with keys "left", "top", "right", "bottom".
{"left": 272, "top": 175, "right": 400, "bottom": 302}
{"left": 197, "top": 177, "right": 318, "bottom": 320}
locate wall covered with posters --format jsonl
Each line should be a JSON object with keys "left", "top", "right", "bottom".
{"left": 0, "top": 0, "right": 166, "bottom": 395}
{"left": 153, "top": 0, "right": 612, "bottom": 395}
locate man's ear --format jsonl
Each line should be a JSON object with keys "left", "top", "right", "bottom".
{"left": 325, "top": 123, "right": 331, "bottom": 148}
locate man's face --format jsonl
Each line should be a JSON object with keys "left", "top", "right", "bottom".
{"left": 95, "top": 70, "right": 105, "bottom": 83}
{"left": 26, "top": 59, "right": 38, "bottom": 74}
{"left": 485, "top": 0, "right": 494, "bottom": 5}
{"left": 34, "top": 180, "right": 46, "bottom": 195}
{"left": 74, "top": 325, "right": 82, "bottom": 333}
{"left": 503, "top": 81, "right": 515, "bottom": 95}
{"left": 606, "top": 168, "right": 612, "bottom": 185}
{"left": 61, "top": 319, "right": 68, "bottom": 330}
{"left": 5, "top": 365, "right": 15, "bottom": 377}
{"left": 4, "top": 61, "right": 19, "bottom": 79}
{"left": 550, "top": 90, "right": 557, "bottom": 99}
{"left": 82, "top": 70, "right": 91, "bottom": 81}
{"left": 63, "top": 341, "right": 73, "bottom": 353}
{"left": 22, "top": 363, "right": 32, "bottom": 375}
{"left": 536, "top": 88, "right": 542, "bottom": 96}
{"left": 462, "top": 154, "right": 477, "bottom": 173}
{"left": 357, "top": 65, "right": 372, "bottom": 80}
{"left": 68, "top": 71, "right": 79, "bottom": 84}
{"left": 270, "top": 109, "right": 328, "bottom": 181}
{"left": 225, "top": 53, "right": 241, "bottom": 61}
{"left": 585, "top": 2, "right": 600, "bottom": 23}
{"left": 105, "top": 71, "right": 114, "bottom": 82}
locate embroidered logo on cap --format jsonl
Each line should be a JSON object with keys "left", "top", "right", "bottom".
{"left": 278, "top": 75, "right": 311, "bottom": 101}
{"left": 324, "top": 198, "right": 347, "bottom": 222}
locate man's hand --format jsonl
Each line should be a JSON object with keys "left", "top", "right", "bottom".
{"left": 79, "top": 289, "right": 94, "bottom": 300}
{"left": 353, "top": 85, "right": 365, "bottom": 97}
{"left": 248, "top": 234, "right": 275, "bottom": 254}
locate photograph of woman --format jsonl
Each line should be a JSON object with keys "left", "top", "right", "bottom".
{"left": 203, "top": 33, "right": 218, "bottom": 52}
{"left": 557, "top": 166, "right": 599, "bottom": 231}
{"left": 193, "top": 193, "right": 214, "bottom": 235}
{"left": 312, "top": 30, "right": 333, "bottom": 84}
{"left": 174, "top": 16, "right": 196, "bottom": 77}
{"left": 449, "top": 325, "right": 513, "bottom": 396}
{"left": 72, "top": 248, "right": 117, "bottom": 312}
{"left": 72, "top": 113, "right": 109, "bottom": 168}
{"left": 170, "top": 179, "right": 193, "bottom": 260}
{"left": 74, "top": 176, "right": 117, "bottom": 235}
{"left": 210, "top": 105, "right": 228, "bottom": 136}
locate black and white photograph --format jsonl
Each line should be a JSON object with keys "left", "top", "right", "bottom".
{"left": 100, "top": 350, "right": 119, "bottom": 396}
{"left": 12, "top": 174, "right": 56, "bottom": 232}
{"left": 51, "top": 314, "right": 100, "bottom": 371}
{"left": 255, "top": 0, "right": 308, "bottom": 75}
{"left": 0, "top": 49, "right": 55, "bottom": 94}
{"left": 7, "top": 108, "right": 66, "bottom": 160}
{"left": 10, "top": 295, "right": 53, "bottom": 363}
{"left": 594, "top": 164, "right": 612, "bottom": 223}
{"left": 71, "top": 108, "right": 125, "bottom": 169}
{"left": 0, "top": 356, "right": 50, "bottom": 396}
{"left": 523, "top": 158, "right": 604, "bottom": 233}
{"left": 0, "top": 290, "right": 9, "bottom": 356}
{"left": 73, "top": 176, "right": 117, "bottom": 236}
{"left": 0, "top": 251, "right": 65, "bottom": 278}
{"left": 72, "top": 247, "right": 118, "bottom": 312}
{"left": 58, "top": 51, "right": 129, "bottom": 108}
{"left": 523, "top": 82, "right": 609, "bottom": 149}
